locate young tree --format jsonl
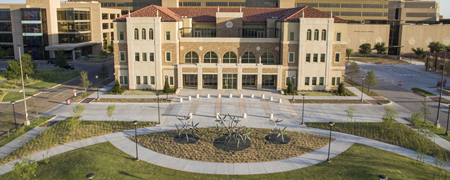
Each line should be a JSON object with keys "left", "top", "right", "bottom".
{"left": 374, "top": 42, "right": 388, "bottom": 58}
{"left": 1, "top": 111, "right": 14, "bottom": 138}
{"left": 106, "top": 104, "right": 116, "bottom": 121}
{"left": 100, "top": 50, "right": 108, "bottom": 59}
{"left": 344, "top": 106, "right": 356, "bottom": 122}
{"left": 364, "top": 70, "right": 378, "bottom": 93}
{"left": 287, "top": 80, "right": 294, "bottom": 94}
{"left": 20, "top": 54, "right": 36, "bottom": 79}
{"left": 97, "top": 63, "right": 109, "bottom": 85}
{"left": 349, "top": 63, "right": 359, "bottom": 81}
{"left": 107, "top": 44, "right": 114, "bottom": 53}
{"left": 111, "top": 81, "right": 125, "bottom": 94}
{"left": 163, "top": 78, "right": 170, "bottom": 93}
{"left": 336, "top": 82, "right": 345, "bottom": 96}
{"left": 79, "top": 71, "right": 92, "bottom": 93}
{"left": 12, "top": 157, "right": 38, "bottom": 180}
{"left": 428, "top": 41, "right": 445, "bottom": 53}
{"left": 5, "top": 54, "right": 35, "bottom": 81}
{"left": 382, "top": 106, "right": 398, "bottom": 122}
{"left": 359, "top": 43, "right": 372, "bottom": 59}
{"left": 412, "top": 47, "right": 427, "bottom": 59}
{"left": 55, "top": 49, "right": 68, "bottom": 68}
{"left": 346, "top": 48, "right": 353, "bottom": 63}
{"left": 420, "top": 97, "right": 431, "bottom": 122}
{"left": 5, "top": 60, "right": 21, "bottom": 81}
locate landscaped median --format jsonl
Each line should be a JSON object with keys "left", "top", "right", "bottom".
{"left": 412, "top": 88, "right": 437, "bottom": 97}
{"left": 92, "top": 98, "right": 171, "bottom": 103}
{"left": 0, "top": 69, "right": 80, "bottom": 90}
{"left": 70, "top": 91, "right": 94, "bottom": 102}
{"left": 1, "top": 91, "right": 38, "bottom": 102}
{"left": 0, "top": 116, "right": 54, "bottom": 148}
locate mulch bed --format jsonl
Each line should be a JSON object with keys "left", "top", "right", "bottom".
{"left": 289, "top": 99, "right": 369, "bottom": 104}
{"left": 93, "top": 98, "right": 171, "bottom": 103}
{"left": 265, "top": 134, "right": 291, "bottom": 144}
{"left": 213, "top": 136, "right": 251, "bottom": 152}
{"left": 174, "top": 134, "right": 199, "bottom": 144}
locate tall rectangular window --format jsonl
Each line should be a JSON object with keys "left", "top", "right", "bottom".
{"left": 286, "top": 77, "right": 291, "bottom": 86}
{"left": 337, "top": 77, "right": 341, "bottom": 85}
{"left": 335, "top": 53, "right": 340, "bottom": 62}
{"left": 166, "top": 31, "right": 170, "bottom": 40}
{"left": 170, "top": 77, "right": 174, "bottom": 85}
{"left": 149, "top": 53, "right": 154, "bottom": 61}
{"left": 143, "top": 76, "right": 148, "bottom": 84}
{"left": 336, "top": 33, "right": 341, "bottom": 41}
{"left": 119, "top": 76, "right": 124, "bottom": 84}
{"left": 135, "top": 53, "right": 139, "bottom": 61}
{"left": 119, "top": 32, "right": 124, "bottom": 40}
{"left": 110, "top": 23, "right": 114, "bottom": 29}
{"left": 124, "top": 76, "right": 128, "bottom": 84}
{"left": 312, "top": 77, "right": 317, "bottom": 85}
{"left": 306, "top": 54, "right": 311, "bottom": 62}
{"left": 142, "top": 53, "right": 147, "bottom": 61}
{"left": 319, "top": 77, "right": 324, "bottom": 85}
{"left": 166, "top": 52, "right": 171, "bottom": 61}
{"left": 320, "top": 54, "right": 325, "bottom": 62}
{"left": 289, "top": 52, "right": 295, "bottom": 63}
{"left": 120, "top": 52, "right": 125, "bottom": 61}
{"left": 332, "top": 77, "right": 336, "bottom": 85}
{"left": 305, "top": 77, "right": 310, "bottom": 86}
{"left": 313, "top": 54, "right": 318, "bottom": 62}
{"left": 136, "top": 76, "right": 141, "bottom": 84}
{"left": 151, "top": 76, "right": 155, "bottom": 85}
{"left": 289, "top": 32, "right": 294, "bottom": 41}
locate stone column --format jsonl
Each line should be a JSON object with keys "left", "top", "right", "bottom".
{"left": 197, "top": 65, "right": 202, "bottom": 90}
{"left": 218, "top": 64, "right": 223, "bottom": 89}
{"left": 237, "top": 64, "right": 242, "bottom": 90}
{"left": 257, "top": 64, "right": 263, "bottom": 90}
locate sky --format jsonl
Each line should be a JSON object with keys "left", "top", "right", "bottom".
{"left": 1, "top": 0, "right": 449, "bottom": 18}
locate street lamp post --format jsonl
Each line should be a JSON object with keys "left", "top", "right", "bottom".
{"left": 291, "top": 76, "right": 295, "bottom": 101}
{"left": 157, "top": 92, "right": 161, "bottom": 124}
{"left": 326, "top": 121, "right": 335, "bottom": 162}
{"left": 95, "top": 76, "right": 99, "bottom": 100}
{"left": 86, "top": 173, "right": 95, "bottom": 180}
{"left": 10, "top": 101, "right": 17, "bottom": 131}
{"left": 165, "top": 75, "right": 169, "bottom": 101}
{"left": 17, "top": 45, "right": 29, "bottom": 125}
{"left": 446, "top": 104, "right": 450, "bottom": 136}
{"left": 361, "top": 77, "right": 365, "bottom": 102}
{"left": 436, "top": 47, "right": 449, "bottom": 128}
{"left": 301, "top": 94, "right": 305, "bottom": 125}
{"left": 133, "top": 120, "right": 139, "bottom": 161}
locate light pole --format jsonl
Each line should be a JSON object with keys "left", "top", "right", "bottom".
{"left": 10, "top": 101, "right": 17, "bottom": 131}
{"left": 301, "top": 94, "right": 305, "bottom": 125}
{"left": 86, "top": 173, "right": 95, "bottom": 180}
{"left": 165, "top": 75, "right": 169, "bottom": 101}
{"left": 291, "top": 76, "right": 295, "bottom": 101}
{"left": 133, "top": 120, "right": 139, "bottom": 161}
{"left": 157, "top": 92, "right": 161, "bottom": 124}
{"left": 436, "top": 46, "right": 449, "bottom": 128}
{"left": 446, "top": 104, "right": 450, "bottom": 136}
{"left": 360, "top": 77, "right": 365, "bottom": 102}
{"left": 95, "top": 75, "right": 99, "bottom": 100}
{"left": 17, "top": 45, "right": 29, "bottom": 125}
{"left": 327, "top": 121, "right": 335, "bottom": 162}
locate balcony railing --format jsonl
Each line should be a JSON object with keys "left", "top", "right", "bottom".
{"left": 179, "top": 27, "right": 279, "bottom": 38}
{"left": 180, "top": 28, "right": 217, "bottom": 37}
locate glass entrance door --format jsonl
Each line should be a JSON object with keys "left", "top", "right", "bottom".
{"left": 262, "top": 75, "right": 277, "bottom": 88}
{"left": 242, "top": 75, "right": 257, "bottom": 89}
{"left": 223, "top": 74, "right": 237, "bottom": 89}
{"left": 203, "top": 74, "right": 217, "bottom": 89}
{"left": 183, "top": 74, "right": 197, "bottom": 88}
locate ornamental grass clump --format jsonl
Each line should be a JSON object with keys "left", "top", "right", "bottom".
{"left": 215, "top": 114, "right": 252, "bottom": 148}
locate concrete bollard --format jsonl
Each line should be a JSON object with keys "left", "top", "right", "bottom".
{"left": 270, "top": 96, "right": 273, "bottom": 101}
{"left": 269, "top": 113, "right": 274, "bottom": 119}
{"left": 188, "top": 96, "right": 192, "bottom": 100}
{"left": 179, "top": 98, "right": 183, "bottom": 102}
{"left": 261, "top": 94, "right": 265, "bottom": 99}
{"left": 251, "top": 94, "right": 254, "bottom": 98}
{"left": 229, "top": 94, "right": 233, "bottom": 98}
{"left": 196, "top": 94, "right": 200, "bottom": 98}
{"left": 207, "top": 94, "right": 210, "bottom": 98}
{"left": 243, "top": 113, "right": 247, "bottom": 118}
{"left": 278, "top": 98, "right": 282, "bottom": 103}
{"left": 240, "top": 94, "right": 243, "bottom": 98}
{"left": 218, "top": 94, "right": 221, "bottom": 98}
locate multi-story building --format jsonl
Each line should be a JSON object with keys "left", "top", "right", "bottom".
{"left": 113, "top": 5, "right": 348, "bottom": 91}
{"left": 0, "top": 0, "right": 120, "bottom": 60}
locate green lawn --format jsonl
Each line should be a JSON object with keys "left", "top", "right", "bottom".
{"left": 0, "top": 116, "right": 54, "bottom": 148}
{"left": 0, "top": 89, "right": 7, "bottom": 101}
{"left": 25, "top": 69, "right": 80, "bottom": 89}
{"left": 344, "top": 78, "right": 360, "bottom": 86}
{"left": 409, "top": 116, "right": 450, "bottom": 143}
{"left": 356, "top": 87, "right": 380, "bottom": 96}
{"left": 2, "top": 92, "right": 38, "bottom": 102}
{"left": 90, "top": 53, "right": 113, "bottom": 61}
{"left": 0, "top": 142, "right": 443, "bottom": 179}
{"left": 298, "top": 91, "right": 335, "bottom": 96}
{"left": 412, "top": 88, "right": 437, "bottom": 97}
{"left": 124, "top": 90, "right": 158, "bottom": 95}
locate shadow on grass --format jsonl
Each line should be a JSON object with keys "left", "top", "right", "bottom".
{"left": 118, "top": 171, "right": 144, "bottom": 179}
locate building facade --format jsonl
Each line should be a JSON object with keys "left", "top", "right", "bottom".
{"left": 0, "top": 0, "right": 120, "bottom": 60}
{"left": 114, "top": 5, "right": 347, "bottom": 91}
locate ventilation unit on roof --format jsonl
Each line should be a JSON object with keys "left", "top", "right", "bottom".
{"left": 272, "top": 17, "right": 278, "bottom": 19}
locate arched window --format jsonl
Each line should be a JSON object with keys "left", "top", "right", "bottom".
{"left": 134, "top": 28, "right": 139, "bottom": 40}
{"left": 184, "top": 51, "right": 199, "bottom": 63}
{"left": 321, "top": 29, "right": 326, "bottom": 41}
{"left": 142, "top": 28, "right": 146, "bottom": 40}
{"left": 242, "top": 52, "right": 256, "bottom": 63}
{"left": 314, "top": 29, "right": 319, "bottom": 40}
{"left": 204, "top": 51, "right": 218, "bottom": 63}
{"left": 261, "top": 52, "right": 275, "bottom": 64}
{"left": 223, "top": 51, "right": 237, "bottom": 63}
{"left": 149, "top": 28, "right": 153, "bottom": 40}
{"left": 307, "top": 29, "right": 312, "bottom": 41}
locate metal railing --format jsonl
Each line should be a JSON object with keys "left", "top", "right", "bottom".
{"left": 179, "top": 27, "right": 279, "bottom": 38}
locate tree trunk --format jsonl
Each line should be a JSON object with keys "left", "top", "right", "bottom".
{"left": 7, "top": 130, "right": 9, "bottom": 138}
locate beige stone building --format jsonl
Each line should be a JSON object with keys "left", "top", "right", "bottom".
{"left": 113, "top": 5, "right": 348, "bottom": 91}
{"left": 0, "top": 0, "right": 120, "bottom": 60}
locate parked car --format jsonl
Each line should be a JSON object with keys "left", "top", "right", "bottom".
{"left": 59, "top": 64, "right": 74, "bottom": 70}
{"left": 47, "top": 58, "right": 56, "bottom": 64}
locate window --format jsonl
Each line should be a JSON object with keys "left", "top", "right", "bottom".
{"left": 261, "top": 52, "right": 275, "bottom": 64}
{"left": 166, "top": 31, "right": 170, "bottom": 40}
{"left": 110, "top": 23, "right": 113, "bottom": 29}
{"left": 149, "top": 53, "right": 154, "bottom": 61}
{"left": 313, "top": 54, "right": 318, "bottom": 62}
{"left": 321, "top": 29, "right": 326, "bottom": 41}
{"left": 119, "top": 32, "right": 124, "bottom": 40}
{"left": 305, "top": 77, "right": 310, "bottom": 86}
{"left": 336, "top": 33, "right": 341, "bottom": 41}
{"left": 319, "top": 77, "right": 324, "bottom": 85}
{"left": 289, "top": 52, "right": 294, "bottom": 63}
{"left": 102, "top": 13, "right": 108, "bottom": 20}
{"left": 120, "top": 52, "right": 126, "bottom": 61}
{"left": 307, "top": 29, "right": 312, "bottom": 41}
{"left": 149, "top": 28, "right": 153, "bottom": 40}
{"left": 185, "top": 51, "right": 199, "bottom": 63}
{"left": 306, "top": 54, "right": 311, "bottom": 62}
{"left": 289, "top": 32, "right": 294, "bottom": 41}
{"left": 119, "top": 76, "right": 128, "bottom": 84}
{"left": 142, "top": 28, "right": 146, "bottom": 40}
{"left": 136, "top": 76, "right": 141, "bottom": 84}
{"left": 335, "top": 53, "right": 340, "bottom": 62}
{"left": 110, "top": 14, "right": 115, "bottom": 19}
{"left": 143, "top": 76, "right": 148, "bottom": 84}
{"left": 312, "top": 77, "right": 317, "bottom": 85}
{"left": 314, "top": 29, "right": 319, "bottom": 40}
{"left": 332, "top": 77, "right": 336, "bottom": 86}
{"left": 223, "top": 51, "right": 237, "bottom": 63}
{"left": 110, "top": 32, "right": 114, "bottom": 41}
{"left": 166, "top": 52, "right": 171, "bottom": 61}
{"left": 150, "top": 76, "right": 155, "bottom": 85}
{"left": 134, "top": 28, "right": 139, "bottom": 40}
{"left": 204, "top": 51, "right": 218, "bottom": 63}
{"left": 320, "top": 54, "right": 325, "bottom": 62}
{"left": 135, "top": 53, "right": 139, "bottom": 61}
{"left": 142, "top": 53, "right": 147, "bottom": 61}
{"left": 337, "top": 77, "right": 341, "bottom": 85}
{"left": 286, "top": 77, "right": 290, "bottom": 86}
{"left": 242, "top": 52, "right": 256, "bottom": 63}
{"left": 170, "top": 77, "right": 173, "bottom": 85}
{"left": 102, "top": 23, "right": 108, "bottom": 29}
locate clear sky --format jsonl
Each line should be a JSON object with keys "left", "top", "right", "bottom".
{"left": 2, "top": 0, "right": 450, "bottom": 18}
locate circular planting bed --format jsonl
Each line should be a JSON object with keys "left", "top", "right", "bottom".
{"left": 131, "top": 128, "right": 332, "bottom": 163}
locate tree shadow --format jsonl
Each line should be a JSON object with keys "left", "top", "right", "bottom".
{"left": 118, "top": 171, "right": 144, "bottom": 179}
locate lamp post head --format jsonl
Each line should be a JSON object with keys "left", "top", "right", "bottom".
{"left": 10, "top": 101, "right": 15, "bottom": 105}
{"left": 329, "top": 121, "right": 335, "bottom": 127}
{"left": 95, "top": 76, "right": 98, "bottom": 79}
{"left": 86, "top": 173, "right": 95, "bottom": 180}
{"left": 362, "top": 77, "right": 365, "bottom": 80}
{"left": 302, "top": 94, "right": 305, "bottom": 97}
{"left": 378, "top": 174, "right": 388, "bottom": 180}
{"left": 133, "top": 120, "right": 138, "bottom": 125}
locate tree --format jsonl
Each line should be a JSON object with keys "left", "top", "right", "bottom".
{"left": 412, "top": 47, "right": 427, "bottom": 59}
{"left": 163, "top": 78, "right": 170, "bottom": 93}
{"left": 382, "top": 106, "right": 398, "bottom": 123}
{"left": 364, "top": 70, "right": 378, "bottom": 93}
{"left": 374, "top": 42, "right": 387, "bottom": 55}
{"left": 98, "top": 63, "right": 109, "bottom": 85}
{"left": 336, "top": 82, "right": 345, "bottom": 96}
{"left": 428, "top": 41, "right": 445, "bottom": 53}
{"left": 55, "top": 49, "right": 68, "bottom": 68}
{"left": 5, "top": 60, "right": 21, "bottom": 81}
{"left": 5, "top": 54, "right": 35, "bottom": 81}
{"left": 359, "top": 43, "right": 372, "bottom": 59}
{"left": 12, "top": 157, "right": 38, "bottom": 180}
{"left": 287, "top": 80, "right": 294, "bottom": 94}
{"left": 349, "top": 63, "right": 359, "bottom": 81}
{"left": 346, "top": 48, "right": 353, "bottom": 63}
{"left": 111, "top": 81, "right": 125, "bottom": 95}
{"left": 1, "top": 111, "right": 14, "bottom": 138}
{"left": 106, "top": 105, "right": 116, "bottom": 121}
{"left": 107, "top": 44, "right": 114, "bottom": 53}
{"left": 344, "top": 106, "right": 356, "bottom": 122}
{"left": 420, "top": 97, "right": 431, "bottom": 122}
{"left": 79, "top": 71, "right": 92, "bottom": 93}
{"left": 100, "top": 50, "right": 108, "bottom": 59}
{"left": 20, "top": 54, "right": 36, "bottom": 80}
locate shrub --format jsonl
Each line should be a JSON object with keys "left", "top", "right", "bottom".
{"left": 336, "top": 83, "right": 345, "bottom": 95}
{"left": 163, "top": 79, "right": 170, "bottom": 94}
{"left": 110, "top": 81, "right": 125, "bottom": 95}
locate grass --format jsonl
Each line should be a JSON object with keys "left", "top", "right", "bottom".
{"left": 334, "top": 87, "right": 357, "bottom": 96}
{"left": 1, "top": 92, "right": 38, "bottom": 102}
{"left": 0, "top": 88, "right": 7, "bottom": 101}
{"left": 297, "top": 91, "right": 334, "bottom": 96}
{"left": 0, "top": 120, "right": 156, "bottom": 165}
{"left": 378, "top": 99, "right": 391, "bottom": 104}
{"left": 124, "top": 90, "right": 159, "bottom": 95}
{"left": 350, "top": 56, "right": 411, "bottom": 65}
{"left": 409, "top": 117, "right": 450, "bottom": 143}
{"left": 0, "top": 116, "right": 54, "bottom": 148}
{"left": 307, "top": 122, "right": 450, "bottom": 161}
{"left": 133, "top": 128, "right": 330, "bottom": 163}
{"left": 290, "top": 99, "right": 368, "bottom": 104}
{"left": 93, "top": 98, "right": 171, "bottom": 103}
{"left": 412, "top": 88, "right": 437, "bottom": 97}
{"left": 345, "top": 78, "right": 360, "bottom": 86}
{"left": 71, "top": 91, "right": 94, "bottom": 102}
{"left": 356, "top": 87, "right": 380, "bottom": 96}
{"left": 25, "top": 69, "right": 80, "bottom": 89}
{"left": 90, "top": 53, "right": 113, "bottom": 60}
{"left": 0, "top": 142, "right": 445, "bottom": 179}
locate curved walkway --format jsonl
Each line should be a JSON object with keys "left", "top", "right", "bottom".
{"left": 0, "top": 124, "right": 448, "bottom": 175}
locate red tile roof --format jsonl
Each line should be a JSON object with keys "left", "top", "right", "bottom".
{"left": 431, "top": 51, "right": 450, "bottom": 59}
{"left": 115, "top": 5, "right": 346, "bottom": 23}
